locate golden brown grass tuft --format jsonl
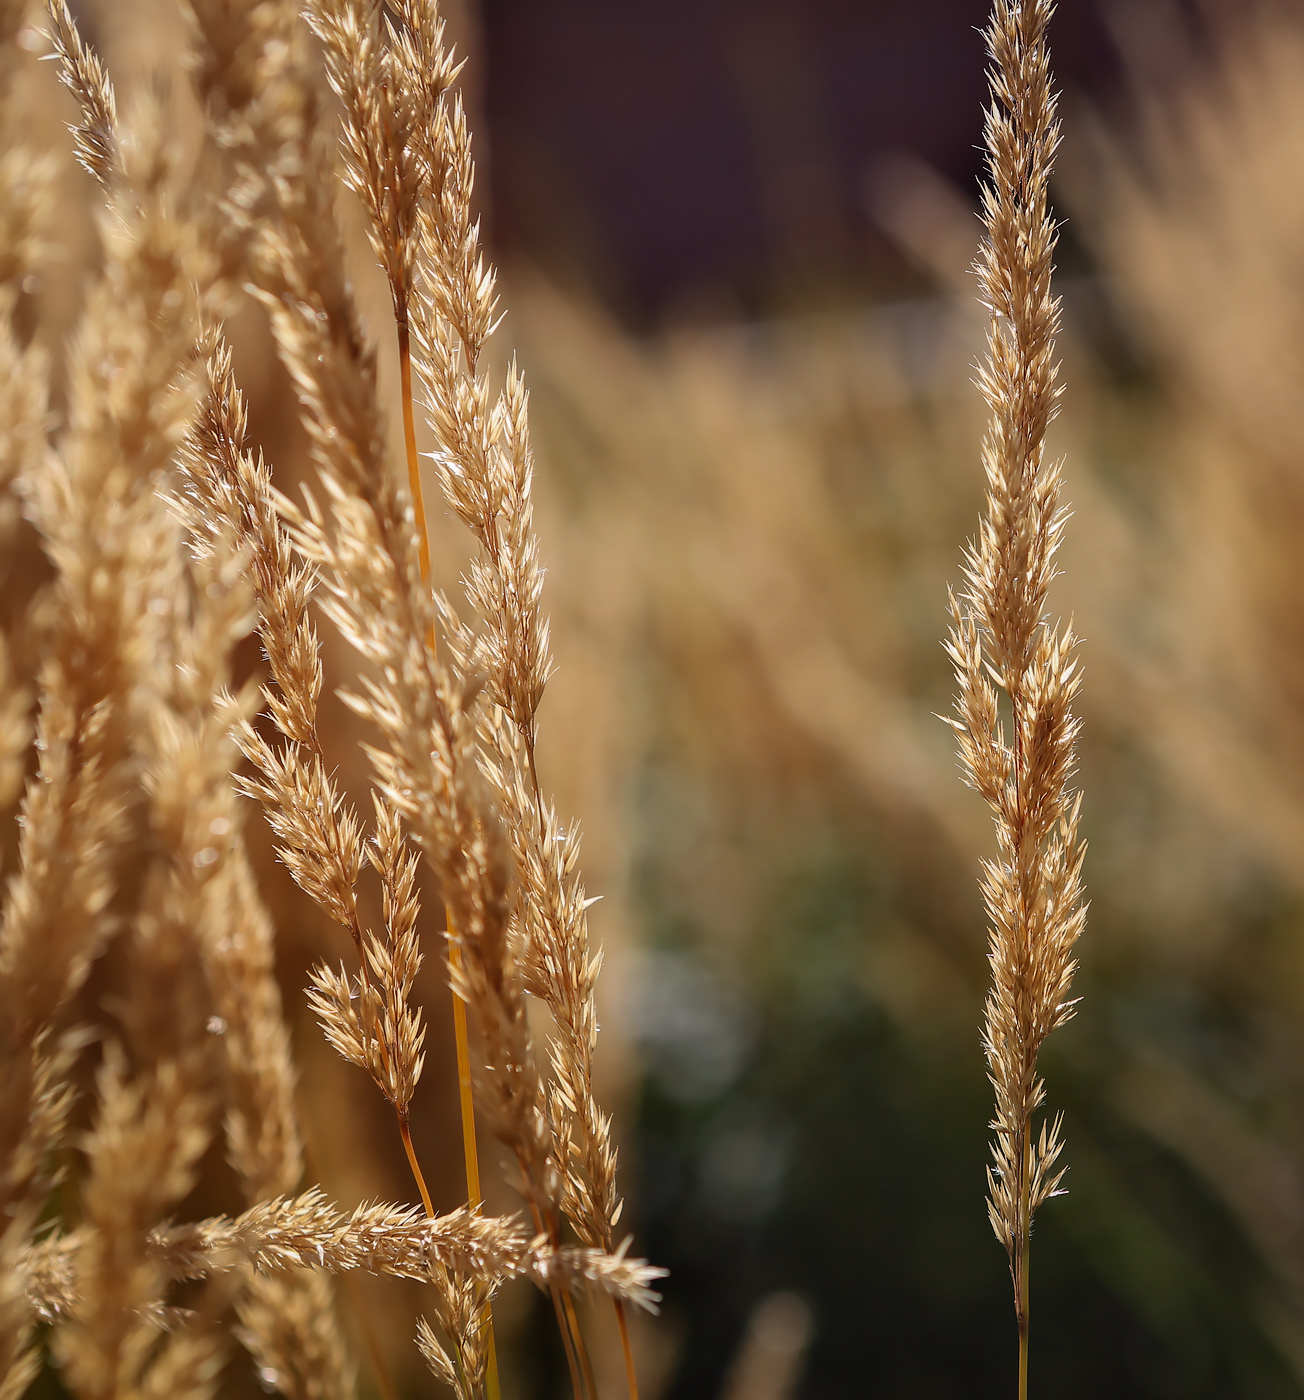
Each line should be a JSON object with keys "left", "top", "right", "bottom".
{"left": 1, "top": 1, "right": 660, "bottom": 1398}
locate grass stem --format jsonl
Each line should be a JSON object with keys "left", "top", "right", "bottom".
{"left": 614, "top": 1299, "right": 639, "bottom": 1400}
{"left": 396, "top": 316, "right": 431, "bottom": 583}
{"left": 1018, "top": 1299, "right": 1028, "bottom": 1400}
{"left": 564, "top": 1292, "right": 598, "bottom": 1400}
{"left": 398, "top": 1110, "right": 435, "bottom": 1218}
{"left": 1017, "top": 1124, "right": 1030, "bottom": 1400}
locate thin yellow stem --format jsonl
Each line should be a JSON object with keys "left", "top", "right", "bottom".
{"left": 564, "top": 1292, "right": 598, "bottom": 1400}
{"left": 523, "top": 1200, "right": 587, "bottom": 1400}
{"left": 1017, "top": 1122, "right": 1031, "bottom": 1400}
{"left": 1018, "top": 1292, "right": 1029, "bottom": 1400}
{"left": 447, "top": 943, "right": 484, "bottom": 1204}
{"left": 614, "top": 1300, "right": 639, "bottom": 1400}
{"left": 553, "top": 1287, "right": 588, "bottom": 1400}
{"left": 396, "top": 301, "right": 500, "bottom": 1400}
{"left": 299, "top": 1106, "right": 399, "bottom": 1400}
{"left": 398, "top": 1110, "right": 435, "bottom": 1218}
{"left": 396, "top": 315, "right": 431, "bottom": 585}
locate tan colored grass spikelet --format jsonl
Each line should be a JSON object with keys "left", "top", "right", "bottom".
{"left": 306, "top": 4, "right": 638, "bottom": 1385}
{"left": 44, "top": 0, "right": 116, "bottom": 188}
{"left": 23, "top": 1187, "right": 668, "bottom": 1319}
{"left": 53, "top": 1051, "right": 218, "bottom": 1400}
{"left": 178, "top": 340, "right": 429, "bottom": 1137}
{"left": 417, "top": 1303, "right": 484, "bottom": 1400}
{"left": 2, "top": 0, "right": 196, "bottom": 1059}
{"left": 174, "top": 342, "right": 359, "bottom": 1400}
{"left": 304, "top": 0, "right": 457, "bottom": 321}
{"left": 24, "top": 1190, "right": 526, "bottom": 1314}
{"left": 179, "top": 340, "right": 426, "bottom": 1400}
{"left": 306, "top": 796, "right": 427, "bottom": 1110}
{"left": 945, "top": 0, "right": 1085, "bottom": 1386}
{"left": 178, "top": 344, "right": 376, "bottom": 983}
{"left": 171, "top": 447, "right": 352, "bottom": 1400}
{"left": 53, "top": 549, "right": 260, "bottom": 1400}
{"left": 531, "top": 1239, "right": 667, "bottom": 1315}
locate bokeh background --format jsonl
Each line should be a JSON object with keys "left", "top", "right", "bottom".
{"left": 11, "top": 0, "right": 1304, "bottom": 1396}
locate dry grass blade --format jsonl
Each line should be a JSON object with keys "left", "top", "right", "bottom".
{"left": 945, "top": 2, "right": 1084, "bottom": 1395}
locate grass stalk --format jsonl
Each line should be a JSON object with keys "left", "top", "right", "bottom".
{"left": 446, "top": 947, "right": 484, "bottom": 1206}
{"left": 398, "top": 1110, "right": 435, "bottom": 1218}
{"left": 1018, "top": 1279, "right": 1029, "bottom": 1400}
{"left": 554, "top": 1291, "right": 589, "bottom": 1400}
{"left": 396, "top": 317, "right": 431, "bottom": 584}
{"left": 1017, "top": 1126, "right": 1030, "bottom": 1400}
{"left": 614, "top": 1300, "right": 640, "bottom": 1400}
{"left": 564, "top": 1292, "right": 598, "bottom": 1400}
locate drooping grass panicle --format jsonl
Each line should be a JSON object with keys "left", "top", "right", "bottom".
{"left": 22, "top": 1186, "right": 665, "bottom": 1325}
{"left": 181, "top": 328, "right": 437, "bottom": 1160}
{"left": 308, "top": 1, "right": 642, "bottom": 1385}
{"left": 946, "top": 1, "right": 1085, "bottom": 1394}
{"left": 2, "top": 0, "right": 195, "bottom": 1055}
{"left": 298, "top": 30, "right": 507, "bottom": 1400}
{"left": 181, "top": 340, "right": 370, "bottom": 958}
{"left": 391, "top": 16, "right": 626, "bottom": 1264}
{"left": 44, "top": 0, "right": 117, "bottom": 189}
{"left": 303, "top": 0, "right": 457, "bottom": 324}
{"left": 256, "top": 0, "right": 562, "bottom": 1258}
{"left": 177, "top": 332, "right": 437, "bottom": 1282}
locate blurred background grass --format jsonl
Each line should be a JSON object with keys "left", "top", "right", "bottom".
{"left": 13, "top": 0, "right": 1304, "bottom": 1395}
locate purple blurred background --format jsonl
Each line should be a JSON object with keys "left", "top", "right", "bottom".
{"left": 480, "top": 0, "right": 1130, "bottom": 324}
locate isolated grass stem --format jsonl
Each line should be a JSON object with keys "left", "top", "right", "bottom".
{"left": 615, "top": 1300, "right": 640, "bottom": 1400}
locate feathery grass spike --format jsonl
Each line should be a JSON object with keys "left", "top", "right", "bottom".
{"left": 946, "top": 2, "right": 1085, "bottom": 1396}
